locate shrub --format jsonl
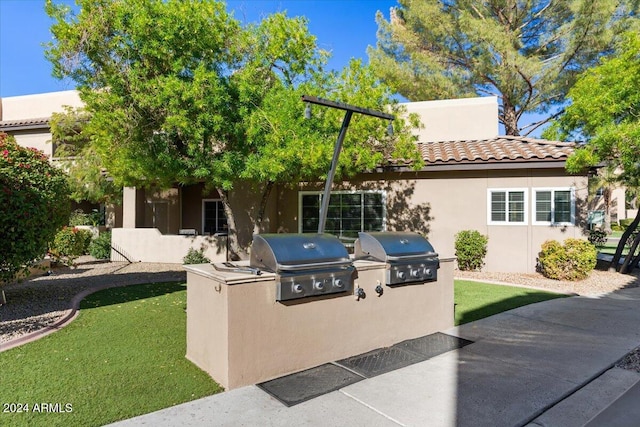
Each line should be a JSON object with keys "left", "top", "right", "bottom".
{"left": 587, "top": 229, "right": 608, "bottom": 249}
{"left": 538, "top": 238, "right": 596, "bottom": 281}
{"left": 89, "top": 231, "right": 112, "bottom": 259}
{"left": 620, "top": 218, "right": 634, "bottom": 229}
{"left": 455, "top": 230, "right": 489, "bottom": 271}
{"left": 69, "top": 209, "right": 102, "bottom": 226}
{"left": 183, "top": 247, "right": 211, "bottom": 265}
{"left": 49, "top": 227, "right": 93, "bottom": 266}
{"left": 0, "top": 133, "right": 70, "bottom": 284}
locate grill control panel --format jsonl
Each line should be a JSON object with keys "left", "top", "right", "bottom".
{"left": 277, "top": 267, "right": 354, "bottom": 301}
{"left": 388, "top": 260, "right": 439, "bottom": 285}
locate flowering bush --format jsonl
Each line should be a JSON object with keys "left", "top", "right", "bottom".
{"left": 0, "top": 132, "right": 70, "bottom": 283}
{"left": 49, "top": 227, "right": 93, "bottom": 265}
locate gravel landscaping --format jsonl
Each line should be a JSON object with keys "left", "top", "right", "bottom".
{"left": 0, "top": 256, "right": 185, "bottom": 345}
{"left": 455, "top": 266, "right": 640, "bottom": 296}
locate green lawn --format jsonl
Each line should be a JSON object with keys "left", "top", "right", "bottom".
{"left": 0, "top": 282, "right": 221, "bottom": 427}
{"left": 0, "top": 279, "right": 568, "bottom": 426}
{"left": 454, "top": 280, "right": 569, "bottom": 325}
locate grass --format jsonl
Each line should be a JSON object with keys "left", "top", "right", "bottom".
{"left": 454, "top": 280, "right": 569, "bottom": 326}
{"left": 0, "top": 282, "right": 221, "bottom": 427}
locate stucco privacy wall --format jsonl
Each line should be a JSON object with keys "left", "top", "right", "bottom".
{"left": 276, "top": 169, "right": 588, "bottom": 274}
{"left": 111, "top": 228, "right": 227, "bottom": 263}
{"left": 1, "top": 91, "right": 82, "bottom": 157}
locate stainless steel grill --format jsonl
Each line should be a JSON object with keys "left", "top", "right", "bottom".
{"left": 250, "top": 234, "right": 355, "bottom": 301}
{"left": 354, "top": 232, "right": 439, "bottom": 285}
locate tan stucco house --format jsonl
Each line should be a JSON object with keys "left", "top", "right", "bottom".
{"left": 0, "top": 91, "right": 609, "bottom": 273}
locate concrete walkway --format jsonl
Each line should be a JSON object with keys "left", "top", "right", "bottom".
{"left": 108, "top": 286, "right": 640, "bottom": 427}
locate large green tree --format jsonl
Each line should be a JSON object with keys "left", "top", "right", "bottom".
{"left": 45, "top": 0, "right": 421, "bottom": 259}
{"left": 0, "top": 133, "right": 70, "bottom": 286}
{"left": 370, "top": 0, "right": 639, "bottom": 136}
{"left": 50, "top": 106, "right": 121, "bottom": 205}
{"left": 545, "top": 31, "right": 640, "bottom": 272}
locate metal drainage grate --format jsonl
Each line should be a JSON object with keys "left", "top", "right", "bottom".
{"left": 336, "top": 346, "right": 423, "bottom": 378}
{"left": 397, "top": 332, "right": 473, "bottom": 360}
{"left": 257, "top": 333, "right": 473, "bottom": 406}
{"left": 257, "top": 363, "right": 364, "bottom": 407}
{"left": 337, "top": 332, "right": 472, "bottom": 378}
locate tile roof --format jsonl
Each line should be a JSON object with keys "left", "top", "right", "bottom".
{"left": 416, "top": 136, "right": 575, "bottom": 166}
{"left": 0, "top": 117, "right": 50, "bottom": 130}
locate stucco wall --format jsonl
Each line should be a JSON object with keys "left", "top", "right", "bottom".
{"left": 275, "top": 168, "right": 588, "bottom": 274}
{"left": 6, "top": 129, "right": 54, "bottom": 157}
{"left": 1, "top": 91, "right": 82, "bottom": 121}
{"left": 111, "top": 228, "right": 227, "bottom": 263}
{"left": 402, "top": 96, "right": 499, "bottom": 142}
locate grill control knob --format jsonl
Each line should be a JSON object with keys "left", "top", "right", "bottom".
{"left": 334, "top": 279, "right": 344, "bottom": 288}
{"left": 424, "top": 268, "right": 432, "bottom": 276}
{"left": 293, "top": 283, "right": 304, "bottom": 293}
{"left": 397, "top": 271, "right": 406, "bottom": 280}
{"left": 411, "top": 269, "right": 421, "bottom": 278}
{"left": 314, "top": 281, "right": 325, "bottom": 291}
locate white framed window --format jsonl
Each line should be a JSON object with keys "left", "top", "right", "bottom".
{"left": 487, "top": 188, "right": 528, "bottom": 225}
{"left": 202, "top": 199, "right": 228, "bottom": 235}
{"left": 298, "top": 190, "right": 386, "bottom": 239}
{"left": 533, "top": 188, "right": 575, "bottom": 225}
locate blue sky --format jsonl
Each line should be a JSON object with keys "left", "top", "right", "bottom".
{"left": 0, "top": 0, "right": 398, "bottom": 97}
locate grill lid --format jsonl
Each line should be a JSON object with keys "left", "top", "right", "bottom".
{"left": 355, "top": 232, "right": 437, "bottom": 261}
{"left": 250, "top": 233, "right": 352, "bottom": 273}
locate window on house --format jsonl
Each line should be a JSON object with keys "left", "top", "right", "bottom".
{"left": 299, "top": 191, "right": 385, "bottom": 239}
{"left": 202, "top": 200, "right": 228, "bottom": 235}
{"left": 534, "top": 189, "right": 574, "bottom": 224}
{"left": 488, "top": 189, "right": 527, "bottom": 224}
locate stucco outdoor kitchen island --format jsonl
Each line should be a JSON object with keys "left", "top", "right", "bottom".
{"left": 184, "top": 257, "right": 455, "bottom": 390}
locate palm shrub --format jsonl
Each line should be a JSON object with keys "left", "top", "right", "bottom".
{"left": 183, "top": 247, "right": 211, "bottom": 264}
{"left": 538, "top": 238, "right": 596, "bottom": 281}
{"left": 455, "top": 230, "right": 489, "bottom": 271}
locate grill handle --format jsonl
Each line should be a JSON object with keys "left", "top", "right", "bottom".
{"left": 276, "top": 260, "right": 353, "bottom": 271}
{"left": 385, "top": 252, "right": 439, "bottom": 261}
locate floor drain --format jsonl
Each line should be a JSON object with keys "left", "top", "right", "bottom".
{"left": 257, "top": 363, "right": 364, "bottom": 407}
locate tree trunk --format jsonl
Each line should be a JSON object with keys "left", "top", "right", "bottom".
{"left": 627, "top": 236, "right": 640, "bottom": 271}
{"left": 253, "top": 182, "right": 273, "bottom": 235}
{"left": 217, "top": 189, "right": 248, "bottom": 261}
{"left": 620, "top": 231, "right": 640, "bottom": 273}
{"left": 610, "top": 208, "right": 640, "bottom": 271}
{"left": 502, "top": 99, "right": 520, "bottom": 136}
{"left": 603, "top": 189, "right": 612, "bottom": 234}
{"left": 218, "top": 181, "right": 274, "bottom": 261}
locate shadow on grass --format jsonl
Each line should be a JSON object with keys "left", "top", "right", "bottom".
{"left": 80, "top": 282, "right": 186, "bottom": 309}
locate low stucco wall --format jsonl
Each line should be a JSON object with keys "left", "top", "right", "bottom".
{"left": 111, "top": 228, "right": 227, "bottom": 263}
{"left": 185, "top": 258, "right": 455, "bottom": 390}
